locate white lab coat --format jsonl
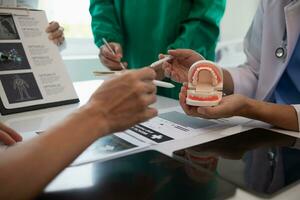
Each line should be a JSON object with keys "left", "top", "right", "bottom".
{"left": 227, "top": 0, "right": 300, "bottom": 131}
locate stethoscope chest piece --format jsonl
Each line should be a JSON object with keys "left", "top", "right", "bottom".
{"left": 276, "top": 27, "right": 288, "bottom": 60}
{"left": 275, "top": 47, "right": 286, "bottom": 59}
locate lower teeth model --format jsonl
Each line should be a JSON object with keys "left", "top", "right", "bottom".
{"left": 186, "top": 60, "right": 223, "bottom": 107}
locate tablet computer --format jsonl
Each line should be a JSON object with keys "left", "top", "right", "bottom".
{"left": 38, "top": 150, "right": 236, "bottom": 200}
{"left": 173, "top": 128, "right": 300, "bottom": 198}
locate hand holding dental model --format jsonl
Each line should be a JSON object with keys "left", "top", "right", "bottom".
{"left": 161, "top": 49, "right": 223, "bottom": 107}
{"left": 160, "top": 49, "right": 299, "bottom": 132}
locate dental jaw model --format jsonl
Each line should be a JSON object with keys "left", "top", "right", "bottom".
{"left": 186, "top": 60, "right": 223, "bottom": 107}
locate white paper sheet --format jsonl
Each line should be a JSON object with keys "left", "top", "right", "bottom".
{"left": 125, "top": 107, "right": 252, "bottom": 145}
{"left": 125, "top": 110, "right": 219, "bottom": 144}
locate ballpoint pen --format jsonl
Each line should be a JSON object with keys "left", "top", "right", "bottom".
{"left": 150, "top": 55, "right": 173, "bottom": 68}
{"left": 93, "top": 71, "right": 175, "bottom": 89}
{"left": 102, "top": 38, "right": 126, "bottom": 70}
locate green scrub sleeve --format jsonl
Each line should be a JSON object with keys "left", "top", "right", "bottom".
{"left": 167, "top": 0, "right": 226, "bottom": 60}
{"left": 89, "top": 0, "right": 124, "bottom": 47}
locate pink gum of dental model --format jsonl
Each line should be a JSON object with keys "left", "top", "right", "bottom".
{"left": 186, "top": 60, "right": 223, "bottom": 107}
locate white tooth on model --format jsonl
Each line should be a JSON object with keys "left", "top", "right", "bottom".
{"left": 192, "top": 67, "right": 218, "bottom": 86}
{"left": 187, "top": 60, "right": 223, "bottom": 107}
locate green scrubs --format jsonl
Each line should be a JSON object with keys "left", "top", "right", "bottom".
{"left": 90, "top": 0, "right": 225, "bottom": 99}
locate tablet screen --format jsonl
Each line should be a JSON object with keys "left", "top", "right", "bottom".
{"left": 173, "top": 128, "right": 300, "bottom": 198}
{"left": 39, "top": 150, "right": 236, "bottom": 200}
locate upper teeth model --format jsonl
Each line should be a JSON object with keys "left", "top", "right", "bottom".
{"left": 186, "top": 60, "right": 223, "bottom": 107}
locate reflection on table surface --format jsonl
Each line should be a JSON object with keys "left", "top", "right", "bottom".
{"left": 38, "top": 150, "right": 236, "bottom": 200}
{"left": 174, "top": 128, "right": 300, "bottom": 198}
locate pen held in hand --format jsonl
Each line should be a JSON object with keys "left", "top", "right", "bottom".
{"left": 93, "top": 71, "right": 121, "bottom": 76}
{"left": 153, "top": 80, "right": 175, "bottom": 88}
{"left": 150, "top": 55, "right": 173, "bottom": 68}
{"left": 93, "top": 71, "right": 175, "bottom": 89}
{"left": 102, "top": 38, "right": 126, "bottom": 70}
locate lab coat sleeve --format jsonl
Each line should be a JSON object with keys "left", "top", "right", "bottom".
{"left": 89, "top": 0, "right": 124, "bottom": 48}
{"left": 167, "top": 0, "right": 225, "bottom": 60}
{"left": 292, "top": 105, "right": 300, "bottom": 132}
{"left": 226, "top": 1, "right": 264, "bottom": 98}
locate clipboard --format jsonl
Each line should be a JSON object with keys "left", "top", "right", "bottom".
{"left": 0, "top": 7, "right": 79, "bottom": 115}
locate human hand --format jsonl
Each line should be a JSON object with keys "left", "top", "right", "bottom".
{"left": 0, "top": 123, "right": 22, "bottom": 145}
{"left": 99, "top": 42, "right": 128, "bottom": 70}
{"left": 179, "top": 84, "right": 250, "bottom": 119}
{"left": 87, "top": 68, "right": 158, "bottom": 134}
{"left": 151, "top": 64, "right": 166, "bottom": 80}
{"left": 161, "top": 49, "right": 204, "bottom": 83}
{"left": 46, "top": 21, "right": 65, "bottom": 46}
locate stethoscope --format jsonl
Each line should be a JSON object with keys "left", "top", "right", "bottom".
{"left": 275, "top": 0, "right": 298, "bottom": 59}
{"left": 275, "top": 28, "right": 287, "bottom": 59}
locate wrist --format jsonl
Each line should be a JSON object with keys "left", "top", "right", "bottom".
{"left": 238, "top": 97, "right": 257, "bottom": 118}
{"left": 222, "top": 69, "right": 234, "bottom": 95}
{"left": 75, "top": 103, "right": 110, "bottom": 137}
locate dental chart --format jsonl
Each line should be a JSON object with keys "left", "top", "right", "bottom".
{"left": 0, "top": 8, "right": 78, "bottom": 115}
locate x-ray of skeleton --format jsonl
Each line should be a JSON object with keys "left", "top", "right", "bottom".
{"left": 13, "top": 74, "right": 31, "bottom": 100}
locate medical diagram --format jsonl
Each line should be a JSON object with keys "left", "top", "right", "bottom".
{"left": 13, "top": 74, "right": 32, "bottom": 101}
{"left": 0, "top": 49, "right": 22, "bottom": 63}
